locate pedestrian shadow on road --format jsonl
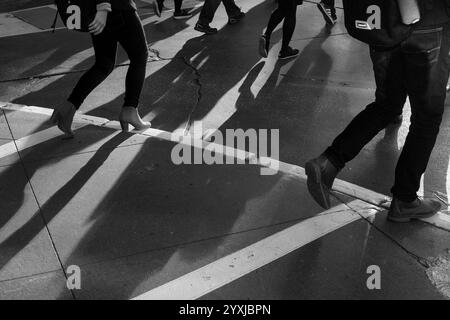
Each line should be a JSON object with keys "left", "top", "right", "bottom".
{"left": 0, "top": 0, "right": 286, "bottom": 297}
{"left": 219, "top": 25, "right": 335, "bottom": 164}
{"left": 0, "top": 127, "right": 132, "bottom": 280}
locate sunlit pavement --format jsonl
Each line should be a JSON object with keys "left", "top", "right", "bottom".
{"left": 0, "top": 0, "right": 449, "bottom": 300}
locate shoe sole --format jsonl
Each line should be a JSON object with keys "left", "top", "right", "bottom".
{"left": 194, "top": 26, "right": 217, "bottom": 34}
{"left": 153, "top": 1, "right": 161, "bottom": 17}
{"left": 317, "top": 3, "right": 336, "bottom": 25}
{"left": 173, "top": 15, "right": 192, "bottom": 20}
{"left": 305, "top": 161, "right": 331, "bottom": 209}
{"left": 278, "top": 52, "right": 299, "bottom": 60}
{"left": 259, "top": 36, "right": 268, "bottom": 58}
{"left": 387, "top": 207, "right": 442, "bottom": 223}
{"left": 387, "top": 210, "right": 438, "bottom": 223}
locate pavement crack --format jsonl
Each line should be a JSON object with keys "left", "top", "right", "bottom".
{"left": 180, "top": 56, "right": 203, "bottom": 134}
{"left": 0, "top": 47, "right": 173, "bottom": 84}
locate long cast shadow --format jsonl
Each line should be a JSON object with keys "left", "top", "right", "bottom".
{"left": 0, "top": 0, "right": 276, "bottom": 289}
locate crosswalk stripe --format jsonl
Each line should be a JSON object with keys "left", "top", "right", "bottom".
{"left": 1, "top": 102, "right": 449, "bottom": 232}
{"left": 132, "top": 200, "right": 378, "bottom": 300}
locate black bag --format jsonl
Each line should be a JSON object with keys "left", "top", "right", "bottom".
{"left": 342, "top": 0, "right": 413, "bottom": 48}
{"left": 54, "top": 0, "right": 97, "bottom": 32}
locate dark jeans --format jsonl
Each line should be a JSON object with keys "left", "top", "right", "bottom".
{"left": 265, "top": 0, "right": 298, "bottom": 50}
{"left": 198, "top": 0, "right": 241, "bottom": 25}
{"left": 325, "top": 25, "right": 450, "bottom": 202}
{"left": 68, "top": 10, "right": 149, "bottom": 109}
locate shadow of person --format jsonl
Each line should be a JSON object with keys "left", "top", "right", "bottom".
{"left": 219, "top": 25, "right": 334, "bottom": 165}
{"left": 0, "top": 6, "right": 207, "bottom": 242}
{"left": 0, "top": 128, "right": 131, "bottom": 275}
{"left": 51, "top": 135, "right": 324, "bottom": 299}
{"left": 0, "top": 0, "right": 281, "bottom": 294}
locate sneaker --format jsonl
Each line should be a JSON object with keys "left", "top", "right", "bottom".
{"left": 305, "top": 155, "right": 339, "bottom": 209}
{"left": 228, "top": 11, "right": 245, "bottom": 25}
{"left": 173, "top": 9, "right": 192, "bottom": 19}
{"left": 387, "top": 198, "right": 442, "bottom": 223}
{"left": 317, "top": 2, "right": 337, "bottom": 25}
{"left": 153, "top": 0, "right": 163, "bottom": 17}
{"left": 259, "top": 34, "right": 270, "bottom": 58}
{"left": 278, "top": 46, "right": 300, "bottom": 59}
{"left": 194, "top": 23, "right": 218, "bottom": 34}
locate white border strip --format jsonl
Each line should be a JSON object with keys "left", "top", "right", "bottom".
{"left": 1, "top": 103, "right": 449, "bottom": 231}
{"left": 132, "top": 200, "right": 378, "bottom": 300}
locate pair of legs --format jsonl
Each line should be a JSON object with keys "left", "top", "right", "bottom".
{"left": 259, "top": 0, "right": 299, "bottom": 59}
{"left": 198, "top": 0, "right": 241, "bottom": 25}
{"left": 195, "top": 0, "right": 245, "bottom": 33}
{"left": 69, "top": 10, "right": 148, "bottom": 109}
{"left": 55, "top": 10, "right": 151, "bottom": 136}
{"left": 154, "top": 0, "right": 191, "bottom": 19}
{"left": 307, "top": 25, "right": 450, "bottom": 221}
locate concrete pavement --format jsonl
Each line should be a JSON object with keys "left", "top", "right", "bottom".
{"left": 0, "top": 0, "right": 449, "bottom": 300}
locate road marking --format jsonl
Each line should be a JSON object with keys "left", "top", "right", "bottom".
{"left": 0, "top": 12, "right": 42, "bottom": 38}
{"left": 132, "top": 200, "right": 378, "bottom": 300}
{"left": 1, "top": 102, "right": 449, "bottom": 232}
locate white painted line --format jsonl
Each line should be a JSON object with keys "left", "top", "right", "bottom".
{"left": 132, "top": 200, "right": 378, "bottom": 300}
{"left": 0, "top": 12, "right": 41, "bottom": 38}
{"left": 0, "top": 140, "right": 17, "bottom": 160}
{"left": 422, "top": 213, "right": 450, "bottom": 231}
{"left": 0, "top": 104, "right": 109, "bottom": 159}
{"left": 0, "top": 125, "right": 90, "bottom": 160}
{"left": 11, "top": 4, "right": 56, "bottom": 13}
{"left": 1, "top": 104, "right": 110, "bottom": 126}
{"left": 1, "top": 103, "right": 449, "bottom": 232}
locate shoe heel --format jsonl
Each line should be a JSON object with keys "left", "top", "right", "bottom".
{"left": 50, "top": 110, "right": 59, "bottom": 124}
{"left": 120, "top": 121, "right": 130, "bottom": 132}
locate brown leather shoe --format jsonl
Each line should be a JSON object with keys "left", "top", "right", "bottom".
{"left": 388, "top": 198, "right": 442, "bottom": 223}
{"left": 305, "top": 155, "right": 339, "bottom": 209}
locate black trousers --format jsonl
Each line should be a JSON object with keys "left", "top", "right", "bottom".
{"left": 69, "top": 10, "right": 149, "bottom": 109}
{"left": 325, "top": 25, "right": 450, "bottom": 202}
{"left": 265, "top": 0, "right": 298, "bottom": 50}
{"left": 198, "top": 0, "right": 241, "bottom": 25}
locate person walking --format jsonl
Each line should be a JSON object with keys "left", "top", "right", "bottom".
{"left": 259, "top": 0, "right": 301, "bottom": 59}
{"left": 194, "top": 0, "right": 246, "bottom": 35}
{"left": 51, "top": 0, "right": 151, "bottom": 137}
{"left": 305, "top": 0, "right": 450, "bottom": 222}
